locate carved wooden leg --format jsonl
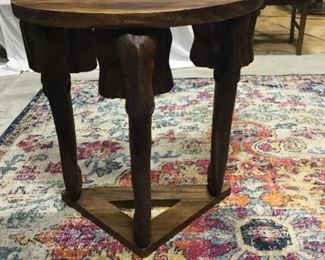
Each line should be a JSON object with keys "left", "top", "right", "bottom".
{"left": 19, "top": 22, "right": 96, "bottom": 201}
{"left": 208, "top": 70, "right": 238, "bottom": 196}
{"left": 36, "top": 26, "right": 82, "bottom": 201}
{"left": 191, "top": 12, "right": 258, "bottom": 196}
{"left": 42, "top": 73, "right": 82, "bottom": 201}
{"left": 95, "top": 28, "right": 173, "bottom": 99}
{"left": 117, "top": 34, "right": 156, "bottom": 248}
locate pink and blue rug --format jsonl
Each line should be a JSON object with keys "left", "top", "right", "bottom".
{"left": 0, "top": 75, "right": 324, "bottom": 259}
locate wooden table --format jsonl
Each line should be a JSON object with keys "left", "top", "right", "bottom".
{"left": 11, "top": 0, "right": 263, "bottom": 257}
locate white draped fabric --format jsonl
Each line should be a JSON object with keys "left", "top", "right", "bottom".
{"left": 0, "top": 1, "right": 194, "bottom": 76}
{"left": 0, "top": 1, "right": 30, "bottom": 75}
{"left": 170, "top": 26, "right": 194, "bottom": 68}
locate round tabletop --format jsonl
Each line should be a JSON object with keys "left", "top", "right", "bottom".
{"left": 11, "top": 0, "right": 262, "bottom": 29}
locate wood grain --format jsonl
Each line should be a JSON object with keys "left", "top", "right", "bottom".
{"left": 96, "top": 28, "right": 173, "bottom": 99}
{"left": 118, "top": 33, "right": 156, "bottom": 248}
{"left": 190, "top": 12, "right": 258, "bottom": 195}
{"left": 20, "top": 21, "right": 96, "bottom": 73}
{"left": 62, "top": 183, "right": 231, "bottom": 257}
{"left": 11, "top": 0, "right": 263, "bottom": 28}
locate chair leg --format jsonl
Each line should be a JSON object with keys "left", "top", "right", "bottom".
{"left": 289, "top": 5, "right": 297, "bottom": 43}
{"left": 296, "top": 3, "right": 308, "bottom": 55}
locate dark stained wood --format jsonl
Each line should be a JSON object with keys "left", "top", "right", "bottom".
{"left": 95, "top": 28, "right": 173, "bottom": 99}
{"left": 190, "top": 12, "right": 258, "bottom": 195}
{"left": 20, "top": 21, "right": 96, "bottom": 73}
{"left": 190, "top": 12, "right": 257, "bottom": 71}
{"left": 117, "top": 33, "right": 157, "bottom": 248}
{"left": 62, "top": 183, "right": 231, "bottom": 258}
{"left": 11, "top": 0, "right": 263, "bottom": 29}
{"left": 25, "top": 24, "right": 89, "bottom": 201}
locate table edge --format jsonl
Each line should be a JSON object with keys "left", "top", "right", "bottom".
{"left": 11, "top": 0, "right": 263, "bottom": 29}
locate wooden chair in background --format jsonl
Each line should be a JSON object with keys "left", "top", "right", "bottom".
{"left": 262, "top": 0, "right": 309, "bottom": 55}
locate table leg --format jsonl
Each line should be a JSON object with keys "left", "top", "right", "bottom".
{"left": 117, "top": 34, "right": 156, "bottom": 248}
{"left": 19, "top": 22, "right": 97, "bottom": 201}
{"left": 94, "top": 28, "right": 172, "bottom": 248}
{"left": 33, "top": 26, "right": 82, "bottom": 201}
{"left": 207, "top": 70, "right": 238, "bottom": 196}
{"left": 42, "top": 72, "right": 82, "bottom": 201}
{"left": 191, "top": 12, "right": 258, "bottom": 196}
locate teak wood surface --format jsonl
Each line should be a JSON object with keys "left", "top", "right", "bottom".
{"left": 11, "top": 0, "right": 263, "bottom": 256}
{"left": 11, "top": 0, "right": 262, "bottom": 28}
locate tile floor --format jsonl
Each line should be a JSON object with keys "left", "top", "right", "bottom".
{"left": 0, "top": 6, "right": 325, "bottom": 136}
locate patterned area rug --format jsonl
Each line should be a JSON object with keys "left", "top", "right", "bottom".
{"left": 0, "top": 75, "right": 324, "bottom": 259}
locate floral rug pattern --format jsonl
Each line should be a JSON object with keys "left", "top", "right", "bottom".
{"left": 0, "top": 75, "right": 324, "bottom": 259}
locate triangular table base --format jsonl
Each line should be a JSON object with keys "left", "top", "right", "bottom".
{"left": 62, "top": 183, "right": 230, "bottom": 257}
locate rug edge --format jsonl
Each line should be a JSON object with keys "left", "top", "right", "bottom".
{"left": 0, "top": 89, "right": 43, "bottom": 145}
